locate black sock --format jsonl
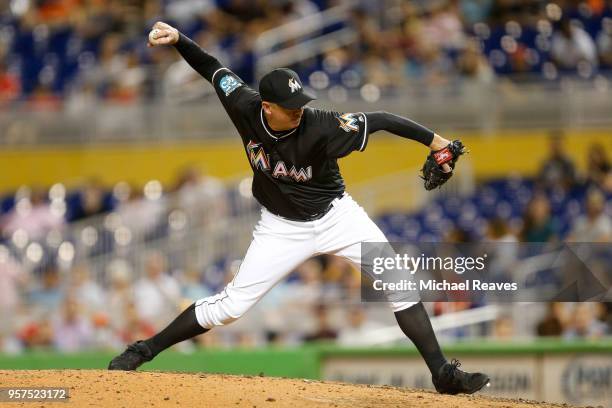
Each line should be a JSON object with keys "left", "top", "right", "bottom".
{"left": 394, "top": 302, "right": 447, "bottom": 376}
{"left": 144, "top": 303, "right": 208, "bottom": 357}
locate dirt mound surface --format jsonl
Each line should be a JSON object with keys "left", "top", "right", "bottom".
{"left": 0, "top": 370, "right": 573, "bottom": 407}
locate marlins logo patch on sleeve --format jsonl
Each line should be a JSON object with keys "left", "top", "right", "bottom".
{"left": 219, "top": 74, "right": 242, "bottom": 96}
{"left": 336, "top": 113, "right": 360, "bottom": 133}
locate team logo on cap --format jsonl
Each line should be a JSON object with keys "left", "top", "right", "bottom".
{"left": 288, "top": 78, "right": 301, "bottom": 93}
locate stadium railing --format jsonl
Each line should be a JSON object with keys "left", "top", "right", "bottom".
{"left": 254, "top": 3, "right": 357, "bottom": 79}
{"left": 2, "top": 79, "right": 612, "bottom": 145}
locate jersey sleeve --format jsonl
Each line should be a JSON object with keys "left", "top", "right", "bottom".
{"left": 211, "top": 67, "right": 260, "bottom": 119}
{"left": 323, "top": 111, "right": 369, "bottom": 158}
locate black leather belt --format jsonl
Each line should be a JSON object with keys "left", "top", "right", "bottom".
{"left": 273, "top": 193, "right": 344, "bottom": 222}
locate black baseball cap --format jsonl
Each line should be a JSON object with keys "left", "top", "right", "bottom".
{"left": 259, "top": 68, "right": 316, "bottom": 109}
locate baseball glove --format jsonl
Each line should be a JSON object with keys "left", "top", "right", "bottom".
{"left": 421, "top": 140, "right": 466, "bottom": 190}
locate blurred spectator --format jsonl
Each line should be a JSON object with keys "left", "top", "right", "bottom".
{"left": 332, "top": 257, "right": 362, "bottom": 302}
{"left": 486, "top": 217, "right": 517, "bottom": 242}
{"left": 0, "top": 62, "right": 20, "bottom": 106}
{"left": 105, "top": 50, "right": 147, "bottom": 104}
{"left": 445, "top": 226, "right": 473, "bottom": 243}
{"left": 337, "top": 305, "right": 383, "bottom": 346}
{"left": 485, "top": 217, "right": 518, "bottom": 279}
{"left": 90, "top": 312, "right": 121, "bottom": 351}
{"left": 538, "top": 132, "right": 577, "bottom": 192}
{"left": 18, "top": 317, "right": 54, "bottom": 351}
{"left": 0, "top": 246, "right": 28, "bottom": 335}
{"left": 520, "top": 193, "right": 557, "bottom": 242}
{"left": 287, "top": 257, "right": 327, "bottom": 305}
{"left": 604, "top": 171, "right": 612, "bottom": 193}
{"left": 456, "top": 37, "right": 495, "bottom": 84}
{"left": 492, "top": 314, "right": 515, "bottom": 340}
{"left": 28, "top": 265, "right": 64, "bottom": 313}
{"left": 180, "top": 267, "right": 212, "bottom": 301}
{"left": 564, "top": 303, "right": 607, "bottom": 339}
{"left": 67, "top": 264, "right": 106, "bottom": 315}
{"left": 303, "top": 303, "right": 337, "bottom": 342}
{"left": 551, "top": 17, "right": 598, "bottom": 72}
{"left": 264, "top": 329, "right": 287, "bottom": 346}
{"left": 106, "top": 258, "right": 134, "bottom": 332}
{"left": 194, "top": 329, "right": 222, "bottom": 348}
{"left": 174, "top": 166, "right": 227, "bottom": 226}
{"left": 116, "top": 301, "right": 156, "bottom": 345}
{"left": 597, "top": 15, "right": 612, "bottom": 67}
{"left": 234, "top": 332, "right": 258, "bottom": 348}
{"left": 67, "top": 179, "right": 114, "bottom": 222}
{"left": 263, "top": 257, "right": 331, "bottom": 335}
{"left": 278, "top": 0, "right": 320, "bottom": 24}
{"left": 26, "top": 85, "right": 63, "bottom": 112}
{"left": 165, "top": 0, "right": 216, "bottom": 26}
{"left": 585, "top": 143, "right": 611, "bottom": 188}
{"left": 133, "top": 251, "right": 181, "bottom": 328}
{"left": 115, "top": 182, "right": 165, "bottom": 238}
{"left": 51, "top": 296, "right": 94, "bottom": 352}
{"left": 349, "top": 7, "right": 381, "bottom": 56}
{"left": 420, "top": 1, "right": 465, "bottom": 52}
{"left": 460, "top": 0, "right": 494, "bottom": 25}
{"left": 536, "top": 302, "right": 568, "bottom": 337}
{"left": 595, "top": 302, "right": 612, "bottom": 334}
{"left": 0, "top": 332, "right": 23, "bottom": 355}
{"left": 1, "top": 187, "right": 65, "bottom": 240}
{"left": 567, "top": 188, "right": 611, "bottom": 242}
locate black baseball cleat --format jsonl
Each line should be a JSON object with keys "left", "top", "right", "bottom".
{"left": 108, "top": 341, "right": 154, "bottom": 371}
{"left": 432, "top": 359, "right": 490, "bottom": 395}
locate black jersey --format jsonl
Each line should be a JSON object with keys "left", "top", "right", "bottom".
{"left": 211, "top": 67, "right": 369, "bottom": 221}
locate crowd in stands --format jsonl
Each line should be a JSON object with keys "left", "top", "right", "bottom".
{"left": 2, "top": 0, "right": 612, "bottom": 107}
{"left": 378, "top": 134, "right": 611, "bottom": 247}
{"left": 0, "top": 134, "right": 610, "bottom": 353}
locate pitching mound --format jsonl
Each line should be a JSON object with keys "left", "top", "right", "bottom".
{"left": 0, "top": 370, "right": 572, "bottom": 407}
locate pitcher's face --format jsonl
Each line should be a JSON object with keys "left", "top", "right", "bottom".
{"left": 262, "top": 101, "right": 304, "bottom": 130}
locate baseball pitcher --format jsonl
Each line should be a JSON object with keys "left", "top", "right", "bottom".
{"left": 108, "top": 22, "right": 488, "bottom": 395}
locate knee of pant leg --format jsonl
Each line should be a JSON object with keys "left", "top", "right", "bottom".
{"left": 194, "top": 290, "right": 251, "bottom": 329}
{"left": 386, "top": 287, "right": 420, "bottom": 312}
{"left": 391, "top": 300, "right": 420, "bottom": 313}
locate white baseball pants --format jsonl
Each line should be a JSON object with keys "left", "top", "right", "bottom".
{"left": 194, "top": 193, "right": 418, "bottom": 329}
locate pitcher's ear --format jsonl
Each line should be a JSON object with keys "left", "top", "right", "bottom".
{"left": 262, "top": 101, "right": 272, "bottom": 115}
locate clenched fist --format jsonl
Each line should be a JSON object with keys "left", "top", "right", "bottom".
{"left": 147, "top": 21, "right": 179, "bottom": 47}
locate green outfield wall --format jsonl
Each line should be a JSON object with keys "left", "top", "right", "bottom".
{"left": 0, "top": 347, "right": 320, "bottom": 378}
{"left": 0, "top": 339, "right": 610, "bottom": 377}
